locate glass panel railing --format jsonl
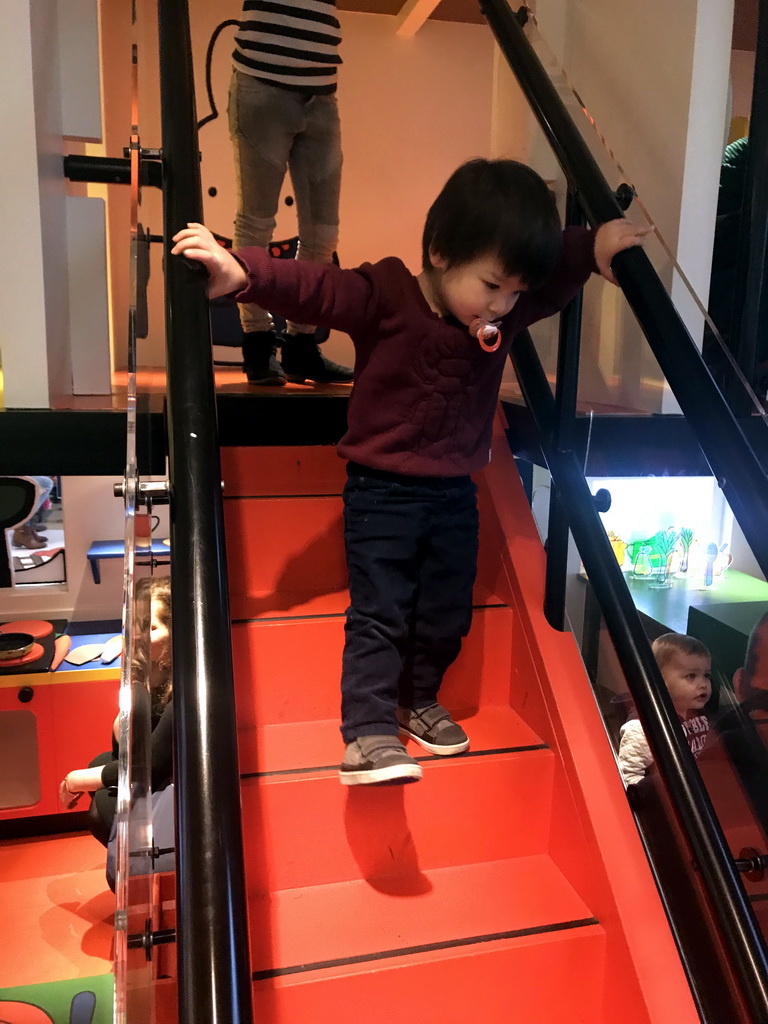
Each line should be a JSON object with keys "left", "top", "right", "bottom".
{"left": 510, "top": 299, "right": 768, "bottom": 1014}
{"left": 523, "top": 455, "right": 768, "bottom": 1019}
{"left": 113, "top": 4, "right": 175, "bottom": 1016}
{"left": 498, "top": 5, "right": 768, "bottom": 420}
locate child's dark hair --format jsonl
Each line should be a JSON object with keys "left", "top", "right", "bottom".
{"left": 421, "top": 158, "right": 562, "bottom": 288}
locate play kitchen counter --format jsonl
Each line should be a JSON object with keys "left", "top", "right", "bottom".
{"left": 0, "top": 619, "right": 121, "bottom": 822}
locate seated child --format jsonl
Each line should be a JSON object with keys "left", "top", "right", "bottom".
{"left": 172, "top": 158, "right": 649, "bottom": 786}
{"left": 618, "top": 632, "right": 712, "bottom": 786}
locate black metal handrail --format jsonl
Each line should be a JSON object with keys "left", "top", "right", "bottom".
{"left": 478, "top": 1, "right": 768, "bottom": 1014}
{"left": 157, "top": 1, "right": 253, "bottom": 1022}
{"left": 480, "top": 0, "right": 768, "bottom": 586}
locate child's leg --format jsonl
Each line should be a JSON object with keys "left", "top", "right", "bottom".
{"left": 340, "top": 473, "right": 424, "bottom": 743}
{"left": 285, "top": 92, "right": 342, "bottom": 335}
{"left": 228, "top": 70, "right": 299, "bottom": 333}
{"left": 397, "top": 477, "right": 478, "bottom": 754}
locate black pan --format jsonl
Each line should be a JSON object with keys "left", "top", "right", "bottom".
{"left": 0, "top": 631, "right": 35, "bottom": 660}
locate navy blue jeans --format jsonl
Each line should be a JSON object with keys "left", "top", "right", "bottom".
{"left": 340, "top": 464, "right": 479, "bottom": 741}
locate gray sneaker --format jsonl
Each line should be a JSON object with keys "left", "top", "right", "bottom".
{"left": 396, "top": 703, "right": 470, "bottom": 756}
{"left": 339, "top": 735, "right": 423, "bottom": 786}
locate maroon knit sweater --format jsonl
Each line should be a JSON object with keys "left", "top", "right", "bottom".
{"left": 233, "top": 227, "right": 598, "bottom": 476}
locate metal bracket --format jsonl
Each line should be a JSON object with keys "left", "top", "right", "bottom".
{"left": 127, "top": 919, "right": 177, "bottom": 961}
{"left": 736, "top": 848, "right": 768, "bottom": 883}
{"left": 614, "top": 183, "right": 636, "bottom": 211}
{"left": 114, "top": 479, "right": 170, "bottom": 507}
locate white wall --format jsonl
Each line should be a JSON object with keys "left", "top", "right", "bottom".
{"left": 0, "top": 0, "right": 106, "bottom": 409}
{"left": 58, "top": 0, "right": 102, "bottom": 141}
{"left": 525, "top": 0, "right": 734, "bottom": 412}
{"left": 121, "top": 6, "right": 501, "bottom": 372}
{"left": 0, "top": 1, "right": 52, "bottom": 408}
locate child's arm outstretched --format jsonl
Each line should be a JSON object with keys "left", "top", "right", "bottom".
{"left": 171, "top": 223, "right": 248, "bottom": 298}
{"left": 172, "top": 222, "right": 375, "bottom": 336}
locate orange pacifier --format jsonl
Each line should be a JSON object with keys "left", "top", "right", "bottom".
{"left": 469, "top": 317, "right": 502, "bottom": 352}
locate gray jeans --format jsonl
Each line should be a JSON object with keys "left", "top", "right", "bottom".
{"left": 228, "top": 70, "right": 342, "bottom": 334}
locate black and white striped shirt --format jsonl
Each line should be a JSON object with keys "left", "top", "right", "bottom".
{"left": 233, "top": 0, "right": 342, "bottom": 94}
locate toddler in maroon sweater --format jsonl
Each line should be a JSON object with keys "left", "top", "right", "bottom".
{"left": 173, "top": 158, "right": 648, "bottom": 785}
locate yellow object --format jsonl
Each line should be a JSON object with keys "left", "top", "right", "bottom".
{"left": 608, "top": 531, "right": 627, "bottom": 567}
{"left": 728, "top": 116, "right": 749, "bottom": 145}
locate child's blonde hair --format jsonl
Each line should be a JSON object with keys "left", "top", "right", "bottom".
{"left": 651, "top": 632, "right": 710, "bottom": 671}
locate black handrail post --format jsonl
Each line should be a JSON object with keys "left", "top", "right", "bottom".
{"left": 544, "top": 190, "right": 586, "bottom": 631}
{"left": 479, "top": 0, "right": 768, "bottom": 586}
{"left": 156, "top": 1, "right": 253, "bottom": 1023}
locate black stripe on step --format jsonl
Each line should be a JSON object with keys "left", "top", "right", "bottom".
{"left": 231, "top": 602, "right": 508, "bottom": 625}
{"left": 240, "top": 743, "right": 549, "bottom": 780}
{"left": 750, "top": 893, "right": 768, "bottom": 903}
{"left": 223, "top": 492, "right": 344, "bottom": 500}
{"left": 252, "top": 916, "right": 600, "bottom": 980}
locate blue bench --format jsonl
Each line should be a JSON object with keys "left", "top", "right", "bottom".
{"left": 87, "top": 539, "right": 170, "bottom": 584}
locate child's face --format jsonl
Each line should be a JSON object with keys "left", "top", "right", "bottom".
{"left": 661, "top": 652, "right": 712, "bottom": 716}
{"left": 150, "top": 602, "right": 170, "bottom": 666}
{"left": 430, "top": 251, "right": 527, "bottom": 327}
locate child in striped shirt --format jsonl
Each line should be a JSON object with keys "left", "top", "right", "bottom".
{"left": 230, "top": 0, "right": 353, "bottom": 386}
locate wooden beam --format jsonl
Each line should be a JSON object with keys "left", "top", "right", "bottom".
{"left": 395, "top": 0, "right": 441, "bottom": 37}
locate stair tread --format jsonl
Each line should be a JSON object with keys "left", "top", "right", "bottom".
{"left": 250, "top": 926, "right": 606, "bottom": 1024}
{"left": 239, "top": 704, "right": 544, "bottom": 776}
{"left": 232, "top": 605, "right": 513, "bottom": 728}
{"left": 241, "top": 742, "right": 554, "bottom": 892}
{"left": 248, "top": 855, "right": 596, "bottom": 976}
{"left": 230, "top": 581, "right": 504, "bottom": 621}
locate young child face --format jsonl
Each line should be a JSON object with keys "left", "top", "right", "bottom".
{"left": 430, "top": 252, "right": 527, "bottom": 327}
{"left": 150, "top": 601, "right": 170, "bottom": 666}
{"left": 661, "top": 652, "right": 712, "bottom": 716}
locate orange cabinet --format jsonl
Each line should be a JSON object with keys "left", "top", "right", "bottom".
{"left": 0, "top": 671, "right": 119, "bottom": 821}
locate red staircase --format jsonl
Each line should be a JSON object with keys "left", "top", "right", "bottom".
{"left": 164, "top": 413, "right": 701, "bottom": 1023}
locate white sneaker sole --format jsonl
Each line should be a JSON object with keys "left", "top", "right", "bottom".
{"left": 339, "top": 762, "right": 423, "bottom": 786}
{"left": 399, "top": 726, "right": 470, "bottom": 757}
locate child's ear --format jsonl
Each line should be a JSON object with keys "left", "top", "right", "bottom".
{"left": 430, "top": 249, "right": 448, "bottom": 271}
{"left": 733, "top": 666, "right": 746, "bottom": 702}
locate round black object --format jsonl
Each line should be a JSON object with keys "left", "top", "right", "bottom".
{"left": 0, "top": 632, "right": 35, "bottom": 660}
{"left": 593, "top": 488, "right": 612, "bottom": 513}
{"left": 18, "top": 686, "right": 34, "bottom": 704}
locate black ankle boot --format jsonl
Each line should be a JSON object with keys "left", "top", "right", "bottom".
{"left": 280, "top": 332, "right": 354, "bottom": 384}
{"left": 242, "top": 330, "right": 286, "bottom": 386}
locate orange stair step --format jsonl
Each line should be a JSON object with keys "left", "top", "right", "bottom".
{"left": 240, "top": 743, "right": 554, "bottom": 892}
{"left": 250, "top": 923, "right": 605, "bottom": 1024}
{"left": 238, "top": 703, "right": 542, "bottom": 775}
{"left": 224, "top": 494, "right": 505, "bottom": 618}
{"left": 232, "top": 606, "right": 514, "bottom": 732}
{"left": 221, "top": 444, "right": 348, "bottom": 498}
{"left": 247, "top": 855, "right": 595, "bottom": 977}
